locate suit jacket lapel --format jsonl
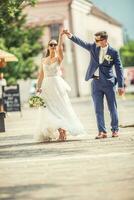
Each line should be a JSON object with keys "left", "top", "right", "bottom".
{"left": 95, "top": 46, "right": 100, "bottom": 63}
{"left": 106, "top": 45, "right": 111, "bottom": 55}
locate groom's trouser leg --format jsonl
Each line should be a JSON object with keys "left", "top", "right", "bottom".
{"left": 91, "top": 80, "right": 107, "bottom": 133}
{"left": 105, "top": 86, "right": 119, "bottom": 132}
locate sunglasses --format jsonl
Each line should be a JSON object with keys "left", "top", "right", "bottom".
{"left": 49, "top": 43, "right": 58, "bottom": 47}
{"left": 95, "top": 38, "right": 105, "bottom": 43}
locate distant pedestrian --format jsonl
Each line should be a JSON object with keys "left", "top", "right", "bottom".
{"left": 0, "top": 72, "right": 7, "bottom": 112}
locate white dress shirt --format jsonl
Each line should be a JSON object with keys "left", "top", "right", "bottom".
{"left": 94, "top": 45, "right": 108, "bottom": 76}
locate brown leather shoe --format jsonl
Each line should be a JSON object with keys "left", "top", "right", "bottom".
{"left": 112, "top": 132, "right": 119, "bottom": 137}
{"left": 95, "top": 132, "right": 107, "bottom": 139}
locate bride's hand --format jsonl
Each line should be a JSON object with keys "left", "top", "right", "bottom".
{"left": 36, "top": 88, "right": 42, "bottom": 94}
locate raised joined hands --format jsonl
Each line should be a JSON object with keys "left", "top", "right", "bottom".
{"left": 62, "top": 29, "right": 72, "bottom": 38}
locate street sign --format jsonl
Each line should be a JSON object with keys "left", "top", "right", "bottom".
{"left": 2, "top": 84, "right": 21, "bottom": 112}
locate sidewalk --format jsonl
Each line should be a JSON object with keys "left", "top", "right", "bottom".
{"left": 0, "top": 98, "right": 134, "bottom": 200}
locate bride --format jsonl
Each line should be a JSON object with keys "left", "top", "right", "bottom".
{"left": 35, "top": 30, "right": 85, "bottom": 142}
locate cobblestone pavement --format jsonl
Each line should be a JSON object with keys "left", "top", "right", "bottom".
{"left": 0, "top": 97, "right": 134, "bottom": 200}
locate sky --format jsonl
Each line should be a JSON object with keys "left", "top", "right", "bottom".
{"left": 91, "top": 0, "right": 134, "bottom": 40}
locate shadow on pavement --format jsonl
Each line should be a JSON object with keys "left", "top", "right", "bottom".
{"left": 0, "top": 140, "right": 83, "bottom": 160}
{"left": 0, "top": 139, "right": 81, "bottom": 149}
{"left": 0, "top": 183, "right": 61, "bottom": 200}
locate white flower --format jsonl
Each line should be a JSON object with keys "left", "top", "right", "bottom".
{"left": 104, "top": 55, "right": 113, "bottom": 64}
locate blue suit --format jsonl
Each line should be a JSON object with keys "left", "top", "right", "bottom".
{"left": 70, "top": 35, "right": 124, "bottom": 133}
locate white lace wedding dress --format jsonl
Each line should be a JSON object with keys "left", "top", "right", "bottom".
{"left": 34, "top": 60, "right": 86, "bottom": 142}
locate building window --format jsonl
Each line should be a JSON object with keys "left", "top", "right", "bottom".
{"left": 50, "top": 24, "right": 61, "bottom": 40}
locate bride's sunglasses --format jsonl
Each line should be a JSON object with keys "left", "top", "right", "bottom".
{"left": 49, "top": 43, "right": 58, "bottom": 47}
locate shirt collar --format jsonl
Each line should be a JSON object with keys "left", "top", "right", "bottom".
{"left": 101, "top": 44, "right": 109, "bottom": 51}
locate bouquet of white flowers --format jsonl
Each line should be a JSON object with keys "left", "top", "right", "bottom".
{"left": 29, "top": 95, "right": 46, "bottom": 108}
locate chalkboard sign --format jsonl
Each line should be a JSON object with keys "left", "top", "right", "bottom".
{"left": 2, "top": 84, "right": 21, "bottom": 112}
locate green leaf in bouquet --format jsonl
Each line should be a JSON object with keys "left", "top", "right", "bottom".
{"left": 28, "top": 95, "right": 46, "bottom": 108}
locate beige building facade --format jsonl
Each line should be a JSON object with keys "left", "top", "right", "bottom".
{"left": 24, "top": 0, "right": 124, "bottom": 97}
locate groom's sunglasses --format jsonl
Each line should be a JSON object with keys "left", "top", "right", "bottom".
{"left": 49, "top": 43, "right": 58, "bottom": 47}
{"left": 95, "top": 38, "right": 105, "bottom": 43}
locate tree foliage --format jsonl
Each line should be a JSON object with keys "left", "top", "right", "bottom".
{"left": 120, "top": 40, "right": 134, "bottom": 67}
{"left": 0, "top": 0, "right": 44, "bottom": 85}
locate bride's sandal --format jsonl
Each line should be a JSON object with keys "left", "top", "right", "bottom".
{"left": 57, "top": 128, "right": 63, "bottom": 141}
{"left": 57, "top": 129, "right": 66, "bottom": 141}
{"left": 60, "top": 129, "right": 67, "bottom": 141}
{"left": 62, "top": 130, "right": 67, "bottom": 141}
{"left": 57, "top": 133, "right": 64, "bottom": 141}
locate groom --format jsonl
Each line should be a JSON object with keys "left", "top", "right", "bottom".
{"left": 63, "top": 30, "right": 125, "bottom": 139}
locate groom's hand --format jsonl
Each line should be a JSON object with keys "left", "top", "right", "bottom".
{"left": 118, "top": 88, "right": 125, "bottom": 96}
{"left": 63, "top": 29, "right": 72, "bottom": 38}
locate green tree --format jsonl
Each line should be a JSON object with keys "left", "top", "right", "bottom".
{"left": 120, "top": 40, "right": 134, "bottom": 67}
{"left": 0, "top": 0, "right": 44, "bottom": 85}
